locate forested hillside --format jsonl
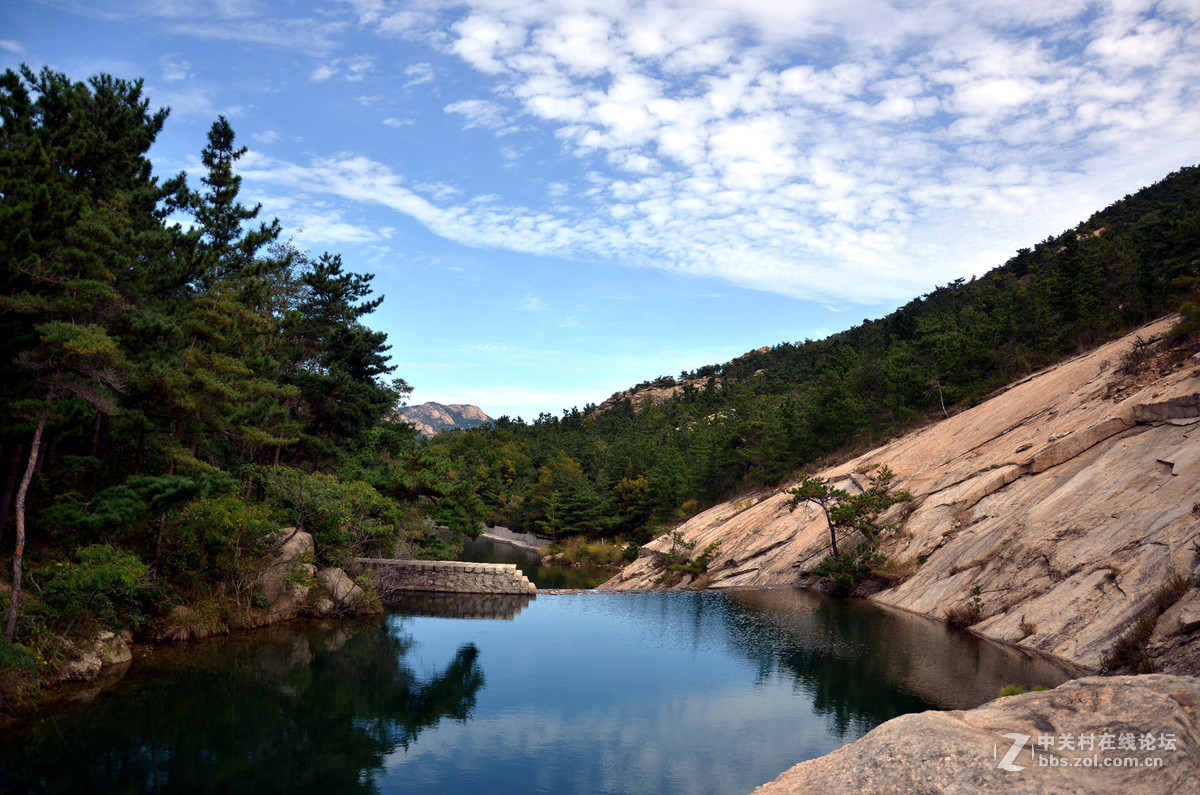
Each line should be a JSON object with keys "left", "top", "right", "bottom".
{"left": 426, "top": 164, "right": 1200, "bottom": 543}
{"left": 0, "top": 66, "right": 484, "bottom": 699}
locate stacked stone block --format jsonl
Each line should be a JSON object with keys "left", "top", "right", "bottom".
{"left": 347, "top": 558, "right": 538, "bottom": 598}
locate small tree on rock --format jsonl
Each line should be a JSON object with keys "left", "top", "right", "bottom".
{"left": 784, "top": 465, "right": 910, "bottom": 582}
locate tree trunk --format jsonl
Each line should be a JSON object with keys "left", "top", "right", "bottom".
{"left": 5, "top": 418, "right": 45, "bottom": 643}
{"left": 150, "top": 461, "right": 176, "bottom": 577}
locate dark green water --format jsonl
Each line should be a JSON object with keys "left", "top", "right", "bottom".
{"left": 0, "top": 589, "right": 1076, "bottom": 794}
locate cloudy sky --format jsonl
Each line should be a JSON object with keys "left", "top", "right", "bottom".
{"left": 5, "top": 1, "right": 1199, "bottom": 419}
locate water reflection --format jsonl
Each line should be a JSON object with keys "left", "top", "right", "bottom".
{"left": 716, "top": 588, "right": 1077, "bottom": 737}
{"left": 387, "top": 591, "right": 534, "bottom": 619}
{"left": 0, "top": 589, "right": 1076, "bottom": 795}
{"left": 0, "top": 621, "right": 485, "bottom": 794}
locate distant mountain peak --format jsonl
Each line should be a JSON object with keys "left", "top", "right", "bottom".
{"left": 397, "top": 402, "right": 491, "bottom": 436}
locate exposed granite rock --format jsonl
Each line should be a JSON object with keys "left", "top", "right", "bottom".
{"left": 396, "top": 402, "right": 491, "bottom": 436}
{"left": 603, "top": 316, "right": 1200, "bottom": 674}
{"left": 313, "top": 567, "right": 366, "bottom": 616}
{"left": 753, "top": 675, "right": 1200, "bottom": 795}
{"left": 254, "top": 528, "right": 316, "bottom": 623}
{"left": 56, "top": 630, "right": 132, "bottom": 682}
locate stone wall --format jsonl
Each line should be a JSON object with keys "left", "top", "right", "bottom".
{"left": 346, "top": 558, "right": 538, "bottom": 598}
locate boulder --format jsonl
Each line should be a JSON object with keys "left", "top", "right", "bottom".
{"left": 257, "top": 528, "right": 315, "bottom": 608}
{"left": 57, "top": 630, "right": 133, "bottom": 682}
{"left": 753, "top": 675, "right": 1200, "bottom": 795}
{"left": 313, "top": 567, "right": 365, "bottom": 616}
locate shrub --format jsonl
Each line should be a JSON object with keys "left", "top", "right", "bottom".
{"left": 1101, "top": 570, "right": 1193, "bottom": 674}
{"left": 547, "top": 537, "right": 627, "bottom": 567}
{"left": 39, "top": 545, "right": 152, "bottom": 637}
{"left": 812, "top": 544, "right": 889, "bottom": 595}
{"left": 253, "top": 466, "right": 400, "bottom": 564}
{"left": 169, "top": 494, "right": 275, "bottom": 603}
{"left": 653, "top": 534, "right": 720, "bottom": 585}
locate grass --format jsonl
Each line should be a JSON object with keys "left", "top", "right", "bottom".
{"left": 544, "top": 537, "right": 627, "bottom": 568}
{"left": 1101, "top": 570, "right": 1193, "bottom": 674}
{"left": 944, "top": 586, "right": 985, "bottom": 629}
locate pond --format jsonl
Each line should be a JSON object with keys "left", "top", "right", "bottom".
{"left": 0, "top": 588, "right": 1076, "bottom": 794}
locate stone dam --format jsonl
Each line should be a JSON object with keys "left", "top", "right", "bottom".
{"left": 346, "top": 558, "right": 539, "bottom": 599}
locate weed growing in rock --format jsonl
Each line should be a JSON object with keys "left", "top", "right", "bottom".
{"left": 1102, "top": 570, "right": 1193, "bottom": 674}
{"left": 945, "top": 586, "right": 985, "bottom": 628}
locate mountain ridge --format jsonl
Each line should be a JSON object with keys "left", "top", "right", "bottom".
{"left": 397, "top": 402, "right": 492, "bottom": 437}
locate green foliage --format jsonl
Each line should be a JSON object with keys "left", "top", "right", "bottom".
{"left": 785, "top": 464, "right": 911, "bottom": 593}
{"left": 652, "top": 533, "right": 720, "bottom": 585}
{"left": 167, "top": 494, "right": 274, "bottom": 601}
{"left": 0, "top": 635, "right": 42, "bottom": 711}
{"left": 252, "top": 466, "right": 401, "bottom": 564}
{"left": 546, "top": 536, "right": 627, "bottom": 568}
{"left": 812, "top": 545, "right": 887, "bottom": 595}
{"left": 39, "top": 545, "right": 152, "bottom": 635}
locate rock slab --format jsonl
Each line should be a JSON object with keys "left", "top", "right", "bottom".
{"left": 603, "top": 317, "right": 1200, "bottom": 673}
{"left": 754, "top": 675, "right": 1200, "bottom": 795}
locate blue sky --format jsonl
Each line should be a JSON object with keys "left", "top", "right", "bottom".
{"left": 4, "top": 1, "right": 1199, "bottom": 420}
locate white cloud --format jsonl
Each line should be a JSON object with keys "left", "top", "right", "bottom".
{"left": 404, "top": 62, "right": 435, "bottom": 87}
{"left": 311, "top": 62, "right": 339, "bottom": 82}
{"left": 160, "top": 55, "right": 191, "bottom": 82}
{"left": 311, "top": 55, "right": 375, "bottom": 82}
{"left": 444, "top": 98, "right": 520, "bottom": 134}
{"left": 218, "top": 0, "right": 1199, "bottom": 307}
{"left": 382, "top": 116, "right": 414, "bottom": 128}
{"left": 0, "top": 39, "right": 24, "bottom": 54}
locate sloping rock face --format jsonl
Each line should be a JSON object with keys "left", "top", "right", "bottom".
{"left": 397, "top": 402, "right": 491, "bottom": 436}
{"left": 603, "top": 317, "right": 1200, "bottom": 673}
{"left": 753, "top": 674, "right": 1200, "bottom": 795}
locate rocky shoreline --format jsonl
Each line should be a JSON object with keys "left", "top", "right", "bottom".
{"left": 602, "top": 316, "right": 1200, "bottom": 677}
{"left": 754, "top": 674, "right": 1200, "bottom": 794}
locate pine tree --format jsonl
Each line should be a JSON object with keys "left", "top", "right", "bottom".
{"left": 0, "top": 66, "right": 166, "bottom": 640}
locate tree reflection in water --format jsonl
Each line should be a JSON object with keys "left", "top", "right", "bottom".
{"left": 0, "top": 619, "right": 485, "bottom": 794}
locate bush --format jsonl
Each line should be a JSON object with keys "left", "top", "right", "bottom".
{"left": 653, "top": 533, "right": 720, "bottom": 585}
{"left": 546, "top": 536, "right": 626, "bottom": 567}
{"left": 39, "top": 545, "right": 152, "bottom": 636}
{"left": 0, "top": 635, "right": 41, "bottom": 711}
{"left": 253, "top": 466, "right": 400, "bottom": 564}
{"left": 812, "top": 544, "right": 887, "bottom": 595}
{"left": 169, "top": 494, "right": 275, "bottom": 600}
{"left": 1101, "top": 570, "right": 1193, "bottom": 674}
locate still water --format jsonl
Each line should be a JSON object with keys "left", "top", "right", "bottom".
{"left": 0, "top": 589, "right": 1075, "bottom": 794}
